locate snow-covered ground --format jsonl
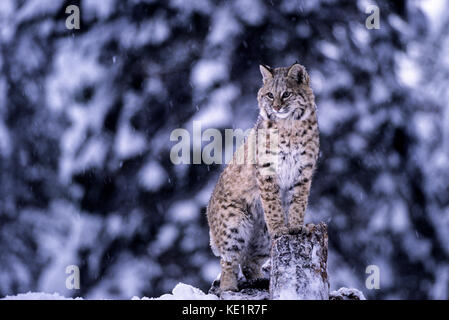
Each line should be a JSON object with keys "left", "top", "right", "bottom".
{"left": 2, "top": 283, "right": 366, "bottom": 300}
{"left": 1, "top": 292, "right": 84, "bottom": 300}
{"left": 1, "top": 283, "right": 218, "bottom": 300}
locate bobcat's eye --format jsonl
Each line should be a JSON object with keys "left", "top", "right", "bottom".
{"left": 267, "top": 92, "right": 274, "bottom": 100}
{"left": 282, "top": 91, "right": 292, "bottom": 99}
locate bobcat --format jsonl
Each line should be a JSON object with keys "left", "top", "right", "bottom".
{"left": 206, "top": 63, "right": 320, "bottom": 292}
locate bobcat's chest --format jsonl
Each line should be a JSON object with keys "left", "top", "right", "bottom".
{"left": 276, "top": 134, "right": 302, "bottom": 190}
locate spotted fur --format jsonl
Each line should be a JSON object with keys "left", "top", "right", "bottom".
{"left": 207, "top": 63, "right": 320, "bottom": 291}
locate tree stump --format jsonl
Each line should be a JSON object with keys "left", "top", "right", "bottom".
{"left": 210, "top": 221, "right": 365, "bottom": 300}
{"left": 269, "top": 222, "right": 329, "bottom": 300}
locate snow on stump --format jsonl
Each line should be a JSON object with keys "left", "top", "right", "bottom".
{"left": 269, "top": 222, "right": 329, "bottom": 300}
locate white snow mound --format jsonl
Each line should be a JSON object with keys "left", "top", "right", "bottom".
{"left": 133, "top": 283, "right": 219, "bottom": 300}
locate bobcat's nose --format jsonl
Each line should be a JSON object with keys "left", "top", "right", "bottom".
{"left": 273, "top": 105, "right": 282, "bottom": 112}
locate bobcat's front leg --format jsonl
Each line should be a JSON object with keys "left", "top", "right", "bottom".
{"left": 287, "top": 164, "right": 314, "bottom": 232}
{"left": 256, "top": 172, "right": 288, "bottom": 238}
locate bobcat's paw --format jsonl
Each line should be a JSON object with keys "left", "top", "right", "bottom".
{"left": 272, "top": 226, "right": 290, "bottom": 239}
{"left": 288, "top": 225, "right": 308, "bottom": 235}
{"left": 219, "top": 281, "right": 239, "bottom": 292}
{"left": 219, "top": 273, "right": 239, "bottom": 292}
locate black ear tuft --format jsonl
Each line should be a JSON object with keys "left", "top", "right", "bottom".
{"left": 259, "top": 64, "right": 273, "bottom": 83}
{"left": 260, "top": 64, "right": 273, "bottom": 73}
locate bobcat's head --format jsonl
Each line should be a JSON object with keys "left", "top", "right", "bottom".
{"left": 257, "top": 63, "right": 315, "bottom": 121}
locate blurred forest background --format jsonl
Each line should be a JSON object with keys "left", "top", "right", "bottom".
{"left": 0, "top": 0, "right": 448, "bottom": 299}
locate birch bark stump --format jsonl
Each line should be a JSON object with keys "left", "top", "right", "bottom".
{"left": 269, "top": 222, "right": 329, "bottom": 300}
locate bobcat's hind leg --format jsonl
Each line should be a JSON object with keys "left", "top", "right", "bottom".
{"left": 220, "top": 258, "right": 239, "bottom": 292}
{"left": 242, "top": 219, "right": 270, "bottom": 281}
{"left": 242, "top": 255, "right": 268, "bottom": 281}
{"left": 217, "top": 213, "right": 253, "bottom": 292}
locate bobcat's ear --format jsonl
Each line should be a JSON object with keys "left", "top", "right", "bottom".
{"left": 259, "top": 64, "right": 273, "bottom": 84}
{"left": 287, "top": 63, "right": 309, "bottom": 85}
